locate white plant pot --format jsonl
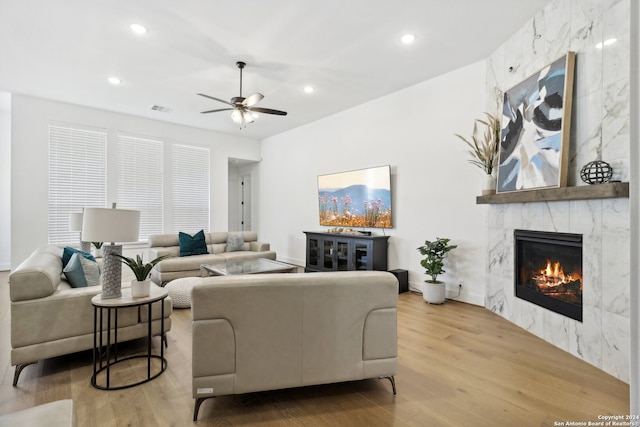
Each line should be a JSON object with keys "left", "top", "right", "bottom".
{"left": 131, "top": 279, "right": 151, "bottom": 298}
{"left": 91, "top": 247, "right": 102, "bottom": 258}
{"left": 482, "top": 174, "right": 496, "bottom": 195}
{"left": 423, "top": 281, "right": 446, "bottom": 304}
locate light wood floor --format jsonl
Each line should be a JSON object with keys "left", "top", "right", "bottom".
{"left": 0, "top": 271, "right": 629, "bottom": 426}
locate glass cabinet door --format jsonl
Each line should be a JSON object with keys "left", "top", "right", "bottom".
{"left": 307, "top": 237, "right": 319, "bottom": 269}
{"left": 323, "top": 239, "right": 334, "bottom": 269}
{"left": 353, "top": 240, "right": 372, "bottom": 270}
{"left": 336, "top": 240, "right": 350, "bottom": 270}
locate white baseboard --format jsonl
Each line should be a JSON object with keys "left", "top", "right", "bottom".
{"left": 408, "top": 281, "right": 484, "bottom": 307}
{"left": 0, "top": 264, "right": 10, "bottom": 272}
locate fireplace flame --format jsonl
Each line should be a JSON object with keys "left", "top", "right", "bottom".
{"left": 532, "top": 259, "right": 582, "bottom": 292}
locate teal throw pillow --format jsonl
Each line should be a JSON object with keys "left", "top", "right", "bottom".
{"left": 62, "top": 246, "right": 96, "bottom": 268}
{"left": 63, "top": 252, "right": 101, "bottom": 288}
{"left": 226, "top": 233, "right": 245, "bottom": 252}
{"left": 179, "top": 230, "right": 208, "bottom": 257}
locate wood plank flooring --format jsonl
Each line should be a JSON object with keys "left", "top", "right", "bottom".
{"left": 0, "top": 271, "right": 629, "bottom": 426}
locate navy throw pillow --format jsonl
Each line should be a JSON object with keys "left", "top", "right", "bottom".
{"left": 179, "top": 230, "right": 208, "bottom": 257}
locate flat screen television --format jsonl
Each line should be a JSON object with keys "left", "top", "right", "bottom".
{"left": 317, "top": 165, "right": 392, "bottom": 228}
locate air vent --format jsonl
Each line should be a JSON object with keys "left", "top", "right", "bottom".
{"left": 150, "top": 105, "right": 172, "bottom": 113}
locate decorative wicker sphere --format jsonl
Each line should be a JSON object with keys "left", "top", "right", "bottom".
{"left": 580, "top": 160, "right": 613, "bottom": 184}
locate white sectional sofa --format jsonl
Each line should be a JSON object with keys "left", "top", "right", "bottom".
{"left": 9, "top": 246, "right": 172, "bottom": 386}
{"left": 148, "top": 231, "right": 275, "bottom": 285}
{"left": 191, "top": 270, "right": 398, "bottom": 420}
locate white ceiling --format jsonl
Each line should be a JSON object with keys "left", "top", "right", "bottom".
{"left": 0, "top": 0, "right": 551, "bottom": 140}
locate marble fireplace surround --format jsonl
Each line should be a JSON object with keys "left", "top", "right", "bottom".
{"left": 485, "top": 188, "right": 630, "bottom": 382}
{"left": 483, "top": 0, "right": 631, "bottom": 383}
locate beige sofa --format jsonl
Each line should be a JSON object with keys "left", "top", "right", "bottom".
{"left": 148, "top": 231, "right": 275, "bottom": 285}
{"left": 9, "top": 246, "right": 172, "bottom": 386}
{"left": 191, "top": 271, "right": 398, "bottom": 420}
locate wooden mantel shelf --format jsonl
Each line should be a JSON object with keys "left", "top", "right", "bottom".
{"left": 476, "top": 182, "right": 629, "bottom": 204}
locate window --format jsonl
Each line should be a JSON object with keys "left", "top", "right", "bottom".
{"left": 171, "top": 144, "right": 210, "bottom": 232}
{"left": 48, "top": 123, "right": 107, "bottom": 244}
{"left": 117, "top": 133, "right": 163, "bottom": 241}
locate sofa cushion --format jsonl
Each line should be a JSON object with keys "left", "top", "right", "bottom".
{"left": 62, "top": 246, "right": 95, "bottom": 268}
{"left": 63, "top": 253, "right": 100, "bottom": 288}
{"left": 226, "top": 233, "right": 244, "bottom": 252}
{"left": 179, "top": 230, "right": 209, "bottom": 256}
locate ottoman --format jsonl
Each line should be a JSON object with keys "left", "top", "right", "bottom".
{"left": 165, "top": 277, "right": 198, "bottom": 308}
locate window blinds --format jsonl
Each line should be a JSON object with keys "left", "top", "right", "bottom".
{"left": 171, "top": 144, "right": 210, "bottom": 233}
{"left": 117, "top": 133, "right": 163, "bottom": 241}
{"left": 48, "top": 123, "right": 107, "bottom": 244}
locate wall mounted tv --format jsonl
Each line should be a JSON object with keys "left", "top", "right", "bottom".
{"left": 317, "top": 165, "right": 392, "bottom": 228}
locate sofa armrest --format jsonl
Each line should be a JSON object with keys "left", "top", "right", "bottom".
{"left": 9, "top": 251, "right": 63, "bottom": 302}
{"left": 250, "top": 241, "right": 270, "bottom": 252}
{"left": 192, "top": 319, "right": 236, "bottom": 379}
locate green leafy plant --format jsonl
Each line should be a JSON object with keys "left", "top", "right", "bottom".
{"left": 112, "top": 253, "right": 171, "bottom": 281}
{"left": 417, "top": 238, "right": 457, "bottom": 283}
{"left": 455, "top": 112, "right": 501, "bottom": 175}
{"left": 92, "top": 242, "right": 103, "bottom": 249}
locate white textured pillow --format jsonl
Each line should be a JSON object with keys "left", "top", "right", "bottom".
{"left": 226, "top": 233, "right": 245, "bottom": 252}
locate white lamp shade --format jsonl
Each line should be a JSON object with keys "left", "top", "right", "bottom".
{"left": 81, "top": 207, "right": 141, "bottom": 243}
{"left": 69, "top": 213, "right": 83, "bottom": 232}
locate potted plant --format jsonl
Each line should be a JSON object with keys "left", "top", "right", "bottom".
{"left": 112, "top": 253, "right": 170, "bottom": 297}
{"left": 417, "top": 238, "right": 457, "bottom": 304}
{"left": 91, "top": 242, "right": 103, "bottom": 258}
{"left": 454, "top": 112, "right": 501, "bottom": 195}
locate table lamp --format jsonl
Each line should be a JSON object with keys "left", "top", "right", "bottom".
{"left": 69, "top": 212, "right": 91, "bottom": 253}
{"left": 81, "top": 206, "right": 141, "bottom": 299}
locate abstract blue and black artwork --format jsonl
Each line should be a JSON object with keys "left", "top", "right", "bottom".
{"left": 497, "top": 52, "right": 575, "bottom": 193}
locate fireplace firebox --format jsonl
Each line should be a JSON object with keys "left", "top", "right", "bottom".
{"left": 514, "top": 230, "right": 583, "bottom": 322}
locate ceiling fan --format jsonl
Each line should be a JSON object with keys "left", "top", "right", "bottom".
{"left": 197, "top": 61, "right": 287, "bottom": 126}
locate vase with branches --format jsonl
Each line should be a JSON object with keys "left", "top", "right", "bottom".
{"left": 455, "top": 113, "right": 501, "bottom": 194}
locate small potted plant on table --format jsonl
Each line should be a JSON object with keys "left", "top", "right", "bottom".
{"left": 417, "top": 238, "right": 457, "bottom": 304}
{"left": 113, "top": 253, "right": 170, "bottom": 297}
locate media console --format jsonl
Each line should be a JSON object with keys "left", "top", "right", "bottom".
{"left": 303, "top": 231, "right": 389, "bottom": 272}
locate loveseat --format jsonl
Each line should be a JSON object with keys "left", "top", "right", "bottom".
{"left": 191, "top": 270, "right": 398, "bottom": 420}
{"left": 148, "top": 231, "right": 275, "bottom": 285}
{"left": 9, "top": 245, "right": 172, "bottom": 386}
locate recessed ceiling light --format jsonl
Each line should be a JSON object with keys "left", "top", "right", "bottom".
{"left": 401, "top": 34, "right": 416, "bottom": 44}
{"left": 304, "top": 86, "right": 315, "bottom": 94}
{"left": 130, "top": 23, "right": 148, "bottom": 34}
{"left": 596, "top": 38, "right": 617, "bottom": 49}
{"left": 108, "top": 77, "right": 121, "bottom": 85}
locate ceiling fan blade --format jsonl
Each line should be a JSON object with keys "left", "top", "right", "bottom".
{"left": 197, "top": 93, "right": 233, "bottom": 106}
{"left": 243, "top": 93, "right": 264, "bottom": 107}
{"left": 249, "top": 107, "right": 287, "bottom": 116}
{"left": 200, "top": 108, "right": 233, "bottom": 114}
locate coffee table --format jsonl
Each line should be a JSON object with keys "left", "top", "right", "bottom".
{"left": 200, "top": 258, "right": 296, "bottom": 277}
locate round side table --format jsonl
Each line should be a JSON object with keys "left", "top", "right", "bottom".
{"left": 91, "top": 286, "right": 168, "bottom": 390}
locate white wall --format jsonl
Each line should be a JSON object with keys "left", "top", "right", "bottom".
{"left": 10, "top": 94, "right": 261, "bottom": 268}
{"left": 0, "top": 91, "right": 11, "bottom": 270}
{"left": 259, "top": 60, "right": 489, "bottom": 305}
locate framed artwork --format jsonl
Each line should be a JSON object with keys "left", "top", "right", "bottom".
{"left": 497, "top": 52, "right": 576, "bottom": 193}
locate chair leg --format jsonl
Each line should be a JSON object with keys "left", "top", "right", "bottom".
{"left": 13, "top": 362, "right": 37, "bottom": 386}
{"left": 379, "top": 375, "right": 396, "bottom": 395}
{"left": 193, "top": 397, "right": 213, "bottom": 421}
{"left": 162, "top": 333, "right": 169, "bottom": 348}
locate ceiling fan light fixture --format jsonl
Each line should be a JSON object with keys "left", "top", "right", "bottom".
{"left": 231, "top": 109, "right": 243, "bottom": 124}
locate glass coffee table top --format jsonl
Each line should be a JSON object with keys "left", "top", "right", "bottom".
{"left": 201, "top": 258, "right": 296, "bottom": 276}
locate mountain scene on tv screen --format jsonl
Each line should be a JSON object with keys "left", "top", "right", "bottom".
{"left": 318, "top": 184, "right": 391, "bottom": 228}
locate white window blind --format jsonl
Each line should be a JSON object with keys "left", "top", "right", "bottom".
{"left": 171, "top": 144, "right": 210, "bottom": 232}
{"left": 117, "top": 133, "right": 163, "bottom": 241}
{"left": 48, "top": 123, "right": 107, "bottom": 245}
